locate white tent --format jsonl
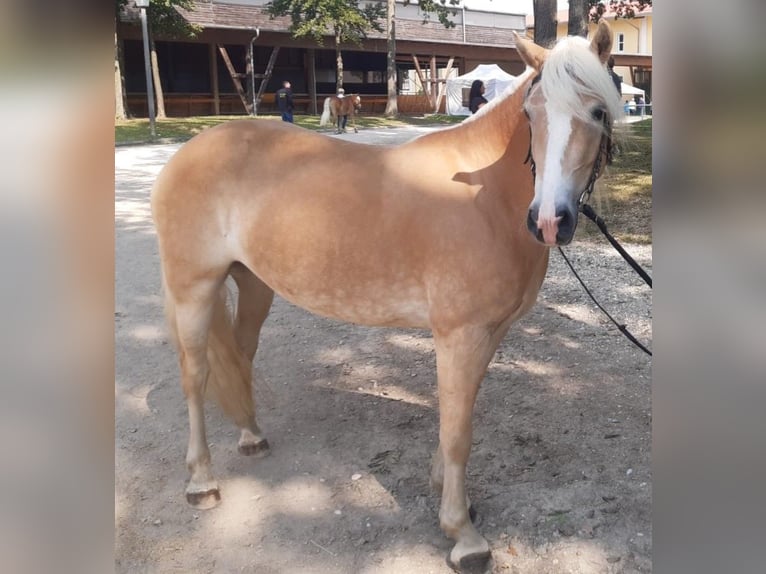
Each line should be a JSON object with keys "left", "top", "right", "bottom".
{"left": 446, "top": 64, "right": 518, "bottom": 116}
{"left": 621, "top": 82, "right": 645, "bottom": 96}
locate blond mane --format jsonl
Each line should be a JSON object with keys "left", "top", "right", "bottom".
{"left": 539, "top": 35, "right": 623, "bottom": 125}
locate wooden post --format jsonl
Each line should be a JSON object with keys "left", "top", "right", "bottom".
{"left": 218, "top": 44, "right": 251, "bottom": 114}
{"left": 246, "top": 40, "right": 254, "bottom": 115}
{"left": 429, "top": 54, "right": 437, "bottom": 111}
{"left": 209, "top": 43, "right": 219, "bottom": 115}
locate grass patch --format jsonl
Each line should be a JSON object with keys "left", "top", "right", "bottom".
{"left": 115, "top": 113, "right": 463, "bottom": 144}
{"left": 577, "top": 118, "right": 652, "bottom": 243}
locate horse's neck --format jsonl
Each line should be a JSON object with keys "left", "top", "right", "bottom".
{"left": 455, "top": 80, "right": 532, "bottom": 169}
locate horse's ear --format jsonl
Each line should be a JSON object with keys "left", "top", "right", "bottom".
{"left": 590, "top": 20, "right": 613, "bottom": 65}
{"left": 513, "top": 32, "right": 547, "bottom": 71}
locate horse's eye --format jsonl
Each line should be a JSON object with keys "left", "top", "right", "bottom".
{"left": 592, "top": 107, "right": 605, "bottom": 121}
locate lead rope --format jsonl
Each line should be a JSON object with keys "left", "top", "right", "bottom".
{"left": 557, "top": 246, "right": 652, "bottom": 356}
{"left": 526, "top": 117, "right": 651, "bottom": 356}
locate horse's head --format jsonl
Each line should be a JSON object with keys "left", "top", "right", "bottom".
{"left": 513, "top": 22, "right": 622, "bottom": 246}
{"left": 352, "top": 95, "right": 362, "bottom": 111}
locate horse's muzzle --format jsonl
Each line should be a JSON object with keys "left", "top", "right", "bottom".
{"left": 527, "top": 205, "right": 578, "bottom": 246}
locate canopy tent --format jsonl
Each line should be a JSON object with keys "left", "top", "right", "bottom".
{"left": 621, "top": 82, "right": 645, "bottom": 96}
{"left": 446, "top": 64, "right": 518, "bottom": 116}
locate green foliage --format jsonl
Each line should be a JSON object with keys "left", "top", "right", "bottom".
{"left": 588, "top": 0, "right": 652, "bottom": 23}
{"left": 404, "top": 0, "right": 460, "bottom": 28}
{"left": 147, "top": 0, "right": 202, "bottom": 38}
{"left": 115, "top": 0, "right": 201, "bottom": 38}
{"left": 266, "top": 0, "right": 386, "bottom": 46}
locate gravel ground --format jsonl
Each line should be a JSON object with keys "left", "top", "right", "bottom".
{"left": 116, "top": 126, "right": 652, "bottom": 574}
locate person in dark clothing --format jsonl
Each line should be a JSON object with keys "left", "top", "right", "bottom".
{"left": 607, "top": 56, "right": 622, "bottom": 96}
{"left": 468, "top": 79, "right": 488, "bottom": 114}
{"left": 276, "top": 80, "right": 294, "bottom": 123}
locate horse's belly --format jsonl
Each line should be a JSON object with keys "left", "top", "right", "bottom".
{"left": 247, "top": 264, "right": 431, "bottom": 328}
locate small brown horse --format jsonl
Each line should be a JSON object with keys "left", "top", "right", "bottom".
{"left": 152, "top": 23, "right": 620, "bottom": 572}
{"left": 319, "top": 93, "right": 361, "bottom": 133}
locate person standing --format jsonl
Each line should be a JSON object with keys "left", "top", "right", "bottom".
{"left": 276, "top": 80, "right": 294, "bottom": 123}
{"left": 468, "top": 79, "right": 488, "bottom": 114}
{"left": 336, "top": 87, "right": 349, "bottom": 132}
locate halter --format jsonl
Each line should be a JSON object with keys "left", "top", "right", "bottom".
{"left": 523, "top": 73, "right": 614, "bottom": 209}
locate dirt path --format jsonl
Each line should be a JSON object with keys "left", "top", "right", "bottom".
{"left": 116, "top": 127, "right": 651, "bottom": 573}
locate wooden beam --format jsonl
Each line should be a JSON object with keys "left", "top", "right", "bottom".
{"left": 254, "top": 47, "right": 280, "bottom": 115}
{"left": 209, "top": 43, "right": 219, "bottom": 115}
{"left": 411, "top": 55, "right": 429, "bottom": 102}
{"left": 217, "top": 44, "right": 251, "bottom": 113}
{"left": 435, "top": 56, "right": 454, "bottom": 114}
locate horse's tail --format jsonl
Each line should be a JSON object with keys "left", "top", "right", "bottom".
{"left": 163, "top": 274, "right": 253, "bottom": 423}
{"left": 319, "top": 97, "right": 331, "bottom": 127}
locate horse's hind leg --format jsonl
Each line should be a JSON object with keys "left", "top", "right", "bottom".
{"left": 229, "top": 263, "right": 274, "bottom": 456}
{"left": 166, "top": 275, "right": 226, "bottom": 509}
{"left": 432, "top": 323, "right": 509, "bottom": 573}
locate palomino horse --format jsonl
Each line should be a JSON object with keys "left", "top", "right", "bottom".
{"left": 152, "top": 22, "right": 621, "bottom": 573}
{"left": 319, "top": 93, "right": 362, "bottom": 133}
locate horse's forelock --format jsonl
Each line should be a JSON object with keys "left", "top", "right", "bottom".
{"left": 539, "top": 36, "right": 623, "bottom": 126}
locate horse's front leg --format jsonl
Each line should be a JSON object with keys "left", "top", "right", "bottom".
{"left": 432, "top": 323, "right": 507, "bottom": 573}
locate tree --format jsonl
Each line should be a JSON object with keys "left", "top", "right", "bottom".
{"left": 384, "top": 0, "right": 397, "bottom": 116}
{"left": 115, "top": 0, "right": 200, "bottom": 120}
{"left": 267, "top": 0, "right": 386, "bottom": 93}
{"left": 533, "top": 1, "right": 652, "bottom": 47}
{"left": 568, "top": 0, "right": 589, "bottom": 38}
{"left": 115, "top": 28, "right": 127, "bottom": 120}
{"left": 384, "top": 0, "right": 459, "bottom": 117}
{"left": 409, "top": 0, "right": 459, "bottom": 28}
{"left": 588, "top": 0, "right": 653, "bottom": 23}
{"left": 533, "top": 0, "right": 557, "bottom": 47}
{"left": 145, "top": 0, "right": 201, "bottom": 119}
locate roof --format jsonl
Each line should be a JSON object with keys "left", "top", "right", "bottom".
{"left": 122, "top": 1, "right": 523, "bottom": 49}
{"left": 453, "top": 63, "right": 516, "bottom": 81}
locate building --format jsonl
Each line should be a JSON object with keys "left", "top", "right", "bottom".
{"left": 117, "top": 0, "right": 532, "bottom": 117}
{"left": 526, "top": 6, "right": 653, "bottom": 102}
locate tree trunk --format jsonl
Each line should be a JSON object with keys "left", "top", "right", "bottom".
{"left": 384, "top": 0, "right": 398, "bottom": 117}
{"left": 568, "top": 0, "right": 589, "bottom": 38}
{"left": 533, "top": 0, "right": 558, "bottom": 47}
{"left": 307, "top": 48, "right": 317, "bottom": 115}
{"left": 335, "top": 29, "right": 344, "bottom": 93}
{"left": 114, "top": 29, "right": 127, "bottom": 120}
{"left": 149, "top": 35, "right": 166, "bottom": 119}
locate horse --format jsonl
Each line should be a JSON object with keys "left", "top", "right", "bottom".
{"left": 319, "top": 93, "right": 362, "bottom": 133}
{"left": 151, "top": 22, "right": 621, "bottom": 573}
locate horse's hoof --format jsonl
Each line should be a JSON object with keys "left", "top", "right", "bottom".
{"left": 354, "top": 129, "right": 358, "bottom": 133}
{"left": 186, "top": 488, "right": 220, "bottom": 510}
{"left": 238, "top": 438, "right": 270, "bottom": 457}
{"left": 446, "top": 550, "right": 492, "bottom": 574}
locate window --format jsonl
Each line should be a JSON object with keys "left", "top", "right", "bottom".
{"left": 342, "top": 70, "right": 364, "bottom": 84}
{"left": 618, "top": 33, "right": 625, "bottom": 52}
